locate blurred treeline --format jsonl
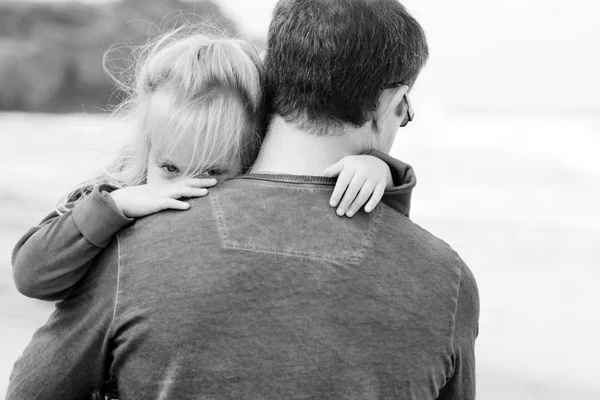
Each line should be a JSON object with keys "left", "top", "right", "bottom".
{"left": 0, "top": 0, "right": 240, "bottom": 113}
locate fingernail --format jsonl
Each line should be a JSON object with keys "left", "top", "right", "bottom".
{"left": 365, "top": 206, "right": 372, "bottom": 213}
{"left": 337, "top": 208, "right": 345, "bottom": 216}
{"left": 330, "top": 200, "right": 337, "bottom": 207}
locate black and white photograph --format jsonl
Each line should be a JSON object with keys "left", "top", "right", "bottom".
{"left": 0, "top": 0, "right": 598, "bottom": 399}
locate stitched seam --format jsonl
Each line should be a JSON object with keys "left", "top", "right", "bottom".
{"left": 234, "top": 183, "right": 336, "bottom": 190}
{"left": 110, "top": 234, "right": 122, "bottom": 338}
{"left": 234, "top": 175, "right": 336, "bottom": 185}
{"left": 447, "top": 251, "right": 464, "bottom": 381}
{"left": 354, "top": 204, "right": 383, "bottom": 263}
{"left": 220, "top": 243, "right": 361, "bottom": 264}
{"left": 213, "top": 192, "right": 363, "bottom": 263}
{"left": 211, "top": 193, "right": 230, "bottom": 245}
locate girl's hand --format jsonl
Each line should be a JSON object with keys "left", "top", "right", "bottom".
{"left": 323, "top": 155, "right": 393, "bottom": 218}
{"left": 109, "top": 178, "right": 217, "bottom": 218}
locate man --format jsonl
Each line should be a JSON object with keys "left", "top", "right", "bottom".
{"left": 7, "top": 0, "right": 478, "bottom": 399}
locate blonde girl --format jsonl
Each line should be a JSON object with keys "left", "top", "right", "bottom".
{"left": 12, "top": 28, "right": 264, "bottom": 299}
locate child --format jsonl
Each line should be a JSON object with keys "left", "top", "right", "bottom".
{"left": 11, "top": 28, "right": 413, "bottom": 399}
{"left": 12, "top": 29, "right": 266, "bottom": 300}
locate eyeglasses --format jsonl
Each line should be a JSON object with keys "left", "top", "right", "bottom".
{"left": 383, "top": 81, "right": 414, "bottom": 127}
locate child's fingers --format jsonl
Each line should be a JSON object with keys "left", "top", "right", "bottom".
{"left": 160, "top": 198, "right": 190, "bottom": 211}
{"left": 323, "top": 160, "right": 344, "bottom": 177}
{"left": 364, "top": 183, "right": 386, "bottom": 213}
{"left": 182, "top": 178, "right": 217, "bottom": 188}
{"left": 345, "top": 181, "right": 377, "bottom": 217}
{"left": 170, "top": 187, "right": 209, "bottom": 199}
{"left": 329, "top": 169, "right": 354, "bottom": 207}
{"left": 336, "top": 175, "right": 365, "bottom": 216}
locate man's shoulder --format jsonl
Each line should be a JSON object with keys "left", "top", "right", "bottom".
{"left": 406, "top": 214, "right": 478, "bottom": 307}
{"left": 377, "top": 205, "right": 474, "bottom": 285}
{"left": 378, "top": 205, "right": 456, "bottom": 256}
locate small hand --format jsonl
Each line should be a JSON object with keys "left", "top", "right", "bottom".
{"left": 323, "top": 155, "right": 392, "bottom": 217}
{"left": 109, "top": 178, "right": 217, "bottom": 218}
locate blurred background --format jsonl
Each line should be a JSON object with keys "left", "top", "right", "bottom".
{"left": 0, "top": 0, "right": 599, "bottom": 399}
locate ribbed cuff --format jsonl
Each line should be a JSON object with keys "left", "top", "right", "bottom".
{"left": 72, "top": 185, "right": 134, "bottom": 248}
{"left": 364, "top": 149, "right": 416, "bottom": 192}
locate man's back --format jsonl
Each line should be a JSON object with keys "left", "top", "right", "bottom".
{"left": 7, "top": 174, "right": 478, "bottom": 400}
{"left": 112, "top": 175, "right": 478, "bottom": 398}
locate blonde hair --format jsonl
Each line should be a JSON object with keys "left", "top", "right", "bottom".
{"left": 58, "top": 27, "right": 264, "bottom": 212}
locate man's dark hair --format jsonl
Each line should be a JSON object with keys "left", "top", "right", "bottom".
{"left": 265, "top": 0, "right": 429, "bottom": 134}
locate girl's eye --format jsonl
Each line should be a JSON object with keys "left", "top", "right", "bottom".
{"left": 206, "top": 168, "right": 223, "bottom": 176}
{"left": 161, "top": 164, "right": 180, "bottom": 174}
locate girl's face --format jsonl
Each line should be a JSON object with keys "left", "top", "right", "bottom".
{"left": 146, "top": 140, "right": 242, "bottom": 184}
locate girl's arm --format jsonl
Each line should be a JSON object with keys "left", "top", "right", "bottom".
{"left": 12, "top": 178, "right": 217, "bottom": 301}
{"left": 11, "top": 185, "right": 133, "bottom": 301}
{"left": 323, "top": 149, "right": 416, "bottom": 218}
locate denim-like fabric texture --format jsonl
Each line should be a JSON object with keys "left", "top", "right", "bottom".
{"left": 7, "top": 174, "right": 479, "bottom": 400}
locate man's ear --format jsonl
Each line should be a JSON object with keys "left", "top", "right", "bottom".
{"left": 372, "top": 85, "right": 409, "bottom": 135}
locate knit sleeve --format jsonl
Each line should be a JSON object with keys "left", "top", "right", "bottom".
{"left": 11, "top": 184, "right": 132, "bottom": 301}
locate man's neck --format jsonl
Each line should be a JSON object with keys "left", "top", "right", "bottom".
{"left": 250, "top": 115, "right": 370, "bottom": 176}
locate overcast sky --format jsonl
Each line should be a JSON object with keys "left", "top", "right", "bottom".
{"left": 24, "top": 0, "right": 600, "bottom": 115}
